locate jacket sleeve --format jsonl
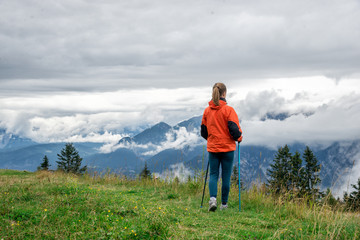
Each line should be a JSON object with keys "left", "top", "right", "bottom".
{"left": 227, "top": 107, "right": 243, "bottom": 142}
{"left": 201, "top": 110, "right": 208, "bottom": 140}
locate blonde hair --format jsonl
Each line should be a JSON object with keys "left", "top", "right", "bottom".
{"left": 212, "top": 83, "right": 227, "bottom": 106}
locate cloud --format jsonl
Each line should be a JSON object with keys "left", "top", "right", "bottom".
{"left": 99, "top": 138, "right": 150, "bottom": 154}
{"left": 84, "top": 80, "right": 360, "bottom": 155}
{"left": 154, "top": 163, "right": 193, "bottom": 182}
{"left": 326, "top": 141, "right": 360, "bottom": 198}
{"left": 1, "top": 0, "right": 360, "bottom": 95}
{"left": 0, "top": 87, "right": 209, "bottom": 142}
{"left": 1, "top": 78, "right": 359, "bottom": 150}
{"left": 141, "top": 127, "right": 203, "bottom": 156}
{"left": 101, "top": 126, "right": 204, "bottom": 155}
{"left": 64, "top": 131, "right": 125, "bottom": 144}
{"left": 25, "top": 113, "right": 139, "bottom": 142}
{"left": 343, "top": 155, "right": 360, "bottom": 195}
{"left": 241, "top": 93, "right": 360, "bottom": 148}
{"left": 237, "top": 90, "right": 287, "bottom": 120}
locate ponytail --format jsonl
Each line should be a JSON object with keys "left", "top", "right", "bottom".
{"left": 212, "top": 83, "right": 227, "bottom": 106}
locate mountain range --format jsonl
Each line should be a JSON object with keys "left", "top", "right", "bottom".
{"left": 1, "top": 116, "right": 359, "bottom": 195}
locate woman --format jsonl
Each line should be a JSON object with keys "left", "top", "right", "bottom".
{"left": 201, "top": 83, "right": 243, "bottom": 211}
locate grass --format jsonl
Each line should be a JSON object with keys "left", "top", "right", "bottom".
{"left": 0, "top": 170, "right": 359, "bottom": 239}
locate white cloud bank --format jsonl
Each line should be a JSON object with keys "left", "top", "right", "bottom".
{"left": 241, "top": 93, "right": 360, "bottom": 149}
{"left": 0, "top": 87, "right": 209, "bottom": 142}
{"left": 154, "top": 163, "right": 194, "bottom": 183}
{"left": 100, "top": 127, "right": 204, "bottom": 155}
{"left": 0, "top": 78, "right": 359, "bottom": 150}
{"left": 141, "top": 127, "right": 203, "bottom": 156}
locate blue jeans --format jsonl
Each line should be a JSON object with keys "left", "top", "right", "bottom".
{"left": 208, "top": 151, "right": 234, "bottom": 204}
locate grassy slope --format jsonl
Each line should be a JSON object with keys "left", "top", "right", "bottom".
{"left": 0, "top": 170, "right": 359, "bottom": 239}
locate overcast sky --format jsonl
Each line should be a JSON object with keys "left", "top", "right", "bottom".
{"left": 1, "top": 0, "right": 360, "bottom": 148}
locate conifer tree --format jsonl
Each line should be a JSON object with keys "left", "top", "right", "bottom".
{"left": 343, "top": 192, "right": 349, "bottom": 206}
{"left": 344, "top": 178, "right": 360, "bottom": 211}
{"left": 290, "top": 151, "right": 305, "bottom": 195}
{"left": 56, "top": 143, "right": 87, "bottom": 174}
{"left": 267, "top": 145, "right": 292, "bottom": 194}
{"left": 303, "top": 146, "right": 321, "bottom": 198}
{"left": 324, "top": 188, "right": 338, "bottom": 207}
{"left": 140, "top": 162, "right": 152, "bottom": 180}
{"left": 39, "top": 155, "right": 51, "bottom": 171}
{"left": 187, "top": 175, "right": 192, "bottom": 183}
{"left": 231, "top": 165, "right": 238, "bottom": 185}
{"left": 231, "top": 165, "right": 244, "bottom": 190}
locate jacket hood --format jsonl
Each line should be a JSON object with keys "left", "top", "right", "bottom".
{"left": 208, "top": 99, "right": 227, "bottom": 109}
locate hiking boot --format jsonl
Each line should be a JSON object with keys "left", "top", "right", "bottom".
{"left": 208, "top": 197, "right": 217, "bottom": 212}
{"left": 220, "top": 204, "right": 228, "bottom": 211}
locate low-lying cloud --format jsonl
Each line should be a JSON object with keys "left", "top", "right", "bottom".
{"left": 141, "top": 127, "right": 203, "bottom": 156}
{"left": 99, "top": 139, "right": 149, "bottom": 154}
{"left": 0, "top": 79, "right": 359, "bottom": 151}
{"left": 0, "top": 88, "right": 209, "bottom": 142}
{"left": 101, "top": 127, "right": 204, "bottom": 155}
{"left": 154, "top": 163, "right": 193, "bottom": 182}
{"left": 95, "top": 88, "right": 360, "bottom": 156}
{"left": 325, "top": 141, "right": 360, "bottom": 198}
{"left": 241, "top": 93, "right": 360, "bottom": 149}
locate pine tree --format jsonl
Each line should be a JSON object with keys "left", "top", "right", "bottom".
{"left": 231, "top": 165, "right": 238, "bottom": 186}
{"left": 231, "top": 165, "right": 244, "bottom": 190}
{"left": 267, "top": 145, "right": 292, "bottom": 194}
{"left": 324, "top": 188, "right": 338, "bottom": 207}
{"left": 38, "top": 155, "right": 51, "bottom": 171}
{"left": 140, "top": 162, "right": 152, "bottom": 180}
{"left": 56, "top": 143, "right": 87, "bottom": 174}
{"left": 345, "top": 178, "right": 360, "bottom": 211}
{"left": 290, "top": 151, "right": 305, "bottom": 195}
{"left": 343, "top": 192, "right": 349, "bottom": 206}
{"left": 187, "top": 175, "right": 192, "bottom": 183}
{"left": 303, "top": 146, "right": 321, "bottom": 198}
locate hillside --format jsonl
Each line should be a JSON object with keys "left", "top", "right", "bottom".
{"left": 0, "top": 170, "right": 359, "bottom": 239}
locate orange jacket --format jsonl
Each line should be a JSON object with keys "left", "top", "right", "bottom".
{"left": 201, "top": 99, "right": 243, "bottom": 153}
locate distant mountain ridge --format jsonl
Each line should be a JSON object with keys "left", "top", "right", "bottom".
{"left": 117, "top": 116, "right": 202, "bottom": 146}
{"left": 1, "top": 117, "right": 360, "bottom": 195}
{"left": 133, "top": 122, "right": 172, "bottom": 145}
{"left": 0, "top": 128, "right": 37, "bottom": 151}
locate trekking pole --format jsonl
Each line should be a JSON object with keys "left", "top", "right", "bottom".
{"left": 238, "top": 142, "right": 241, "bottom": 212}
{"left": 200, "top": 160, "right": 210, "bottom": 208}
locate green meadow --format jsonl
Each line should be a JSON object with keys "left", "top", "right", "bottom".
{"left": 0, "top": 169, "right": 359, "bottom": 239}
